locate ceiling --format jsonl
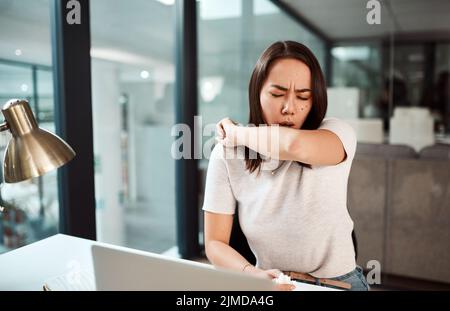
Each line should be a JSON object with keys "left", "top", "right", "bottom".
{"left": 0, "top": 0, "right": 449, "bottom": 72}
{"left": 280, "top": 0, "right": 450, "bottom": 41}
{"left": 0, "top": 0, "right": 175, "bottom": 66}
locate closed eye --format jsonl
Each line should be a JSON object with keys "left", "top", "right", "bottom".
{"left": 270, "top": 92, "right": 311, "bottom": 100}
{"left": 270, "top": 93, "right": 284, "bottom": 98}
{"left": 297, "top": 95, "right": 311, "bottom": 100}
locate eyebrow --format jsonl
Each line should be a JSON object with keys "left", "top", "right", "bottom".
{"left": 270, "top": 84, "right": 311, "bottom": 93}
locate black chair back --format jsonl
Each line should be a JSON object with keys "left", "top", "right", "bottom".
{"left": 229, "top": 212, "right": 256, "bottom": 265}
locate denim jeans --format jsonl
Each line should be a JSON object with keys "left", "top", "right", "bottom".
{"left": 294, "top": 266, "right": 370, "bottom": 291}
{"left": 328, "top": 266, "right": 370, "bottom": 291}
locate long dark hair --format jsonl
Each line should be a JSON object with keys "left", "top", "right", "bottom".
{"left": 245, "top": 40, "right": 328, "bottom": 174}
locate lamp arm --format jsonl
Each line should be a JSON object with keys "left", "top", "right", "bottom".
{"left": 0, "top": 184, "right": 3, "bottom": 213}
{"left": 0, "top": 169, "right": 3, "bottom": 213}
{"left": 0, "top": 122, "right": 6, "bottom": 212}
{"left": 0, "top": 122, "right": 9, "bottom": 132}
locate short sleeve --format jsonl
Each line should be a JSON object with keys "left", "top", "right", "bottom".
{"left": 202, "top": 144, "right": 237, "bottom": 215}
{"left": 319, "top": 118, "right": 357, "bottom": 162}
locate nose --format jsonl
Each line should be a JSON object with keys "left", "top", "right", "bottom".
{"left": 281, "top": 95, "right": 295, "bottom": 115}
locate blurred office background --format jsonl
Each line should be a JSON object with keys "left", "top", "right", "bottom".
{"left": 0, "top": 0, "right": 449, "bottom": 290}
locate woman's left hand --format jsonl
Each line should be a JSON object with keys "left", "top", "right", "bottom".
{"left": 216, "top": 117, "right": 241, "bottom": 148}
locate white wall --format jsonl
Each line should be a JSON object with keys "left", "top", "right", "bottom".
{"left": 92, "top": 60, "right": 124, "bottom": 246}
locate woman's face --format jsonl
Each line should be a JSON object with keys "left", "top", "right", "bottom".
{"left": 260, "top": 58, "right": 312, "bottom": 129}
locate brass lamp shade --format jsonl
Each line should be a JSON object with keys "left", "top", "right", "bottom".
{"left": 1, "top": 99, "right": 76, "bottom": 183}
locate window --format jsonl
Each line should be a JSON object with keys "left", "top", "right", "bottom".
{"left": 0, "top": 0, "right": 58, "bottom": 253}
{"left": 90, "top": 0, "right": 177, "bottom": 253}
{"left": 434, "top": 43, "right": 450, "bottom": 133}
{"left": 331, "top": 44, "right": 382, "bottom": 120}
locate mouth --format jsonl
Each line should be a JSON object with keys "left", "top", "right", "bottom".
{"left": 279, "top": 121, "right": 295, "bottom": 128}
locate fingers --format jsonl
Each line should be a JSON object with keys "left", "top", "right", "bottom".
{"left": 275, "top": 284, "right": 296, "bottom": 291}
{"left": 215, "top": 117, "right": 241, "bottom": 148}
{"left": 216, "top": 118, "right": 231, "bottom": 139}
{"left": 215, "top": 136, "right": 231, "bottom": 148}
{"left": 216, "top": 123, "right": 225, "bottom": 139}
{"left": 216, "top": 136, "right": 236, "bottom": 149}
{"left": 267, "top": 269, "right": 283, "bottom": 278}
{"left": 215, "top": 118, "right": 232, "bottom": 143}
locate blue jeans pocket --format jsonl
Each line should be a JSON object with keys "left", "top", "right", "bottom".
{"left": 331, "top": 266, "right": 370, "bottom": 291}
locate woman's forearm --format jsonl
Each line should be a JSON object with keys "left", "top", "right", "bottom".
{"left": 236, "top": 126, "right": 346, "bottom": 165}
{"left": 237, "top": 126, "right": 306, "bottom": 162}
{"left": 217, "top": 118, "right": 346, "bottom": 165}
{"left": 205, "top": 240, "right": 256, "bottom": 273}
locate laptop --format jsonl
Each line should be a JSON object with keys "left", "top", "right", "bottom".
{"left": 91, "top": 244, "right": 275, "bottom": 291}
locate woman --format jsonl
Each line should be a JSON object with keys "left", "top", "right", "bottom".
{"left": 202, "top": 41, "right": 369, "bottom": 291}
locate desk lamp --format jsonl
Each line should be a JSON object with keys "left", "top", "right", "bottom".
{"left": 0, "top": 99, "right": 75, "bottom": 212}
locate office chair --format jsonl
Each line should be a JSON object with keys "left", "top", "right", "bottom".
{"left": 229, "top": 211, "right": 256, "bottom": 265}
{"left": 352, "top": 230, "right": 358, "bottom": 261}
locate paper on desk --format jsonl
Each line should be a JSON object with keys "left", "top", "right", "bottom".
{"left": 292, "top": 280, "right": 341, "bottom": 291}
{"left": 43, "top": 270, "right": 95, "bottom": 291}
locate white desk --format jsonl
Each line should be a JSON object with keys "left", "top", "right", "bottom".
{"left": 0, "top": 234, "right": 96, "bottom": 290}
{"left": 0, "top": 234, "right": 337, "bottom": 291}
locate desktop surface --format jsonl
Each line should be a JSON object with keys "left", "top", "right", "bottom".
{"left": 0, "top": 234, "right": 338, "bottom": 291}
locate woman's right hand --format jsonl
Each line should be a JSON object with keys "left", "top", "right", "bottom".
{"left": 246, "top": 266, "right": 281, "bottom": 279}
{"left": 244, "top": 266, "right": 295, "bottom": 291}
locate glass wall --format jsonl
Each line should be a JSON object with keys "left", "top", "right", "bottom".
{"left": 331, "top": 44, "right": 382, "bottom": 120}
{"left": 197, "top": 0, "right": 327, "bottom": 245}
{"left": 90, "top": 0, "right": 176, "bottom": 253}
{"left": 324, "top": 1, "right": 450, "bottom": 287}
{"left": 0, "top": 0, "right": 58, "bottom": 253}
{"left": 434, "top": 43, "right": 450, "bottom": 134}
{"left": 331, "top": 41, "right": 450, "bottom": 135}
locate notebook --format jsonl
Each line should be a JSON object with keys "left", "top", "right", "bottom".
{"left": 43, "top": 270, "right": 95, "bottom": 291}
{"left": 292, "top": 280, "right": 341, "bottom": 291}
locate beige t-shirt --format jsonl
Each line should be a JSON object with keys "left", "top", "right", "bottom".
{"left": 202, "top": 117, "right": 357, "bottom": 278}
